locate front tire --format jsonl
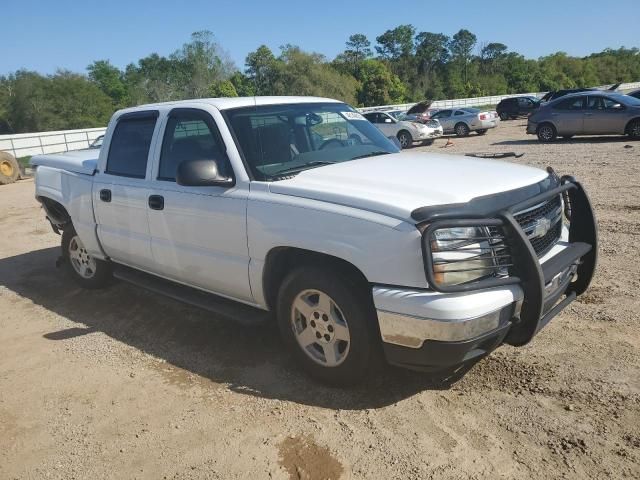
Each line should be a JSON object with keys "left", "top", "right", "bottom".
{"left": 454, "top": 123, "right": 470, "bottom": 137}
{"left": 277, "top": 266, "right": 377, "bottom": 385}
{"left": 537, "top": 123, "right": 557, "bottom": 143}
{"left": 62, "top": 226, "right": 112, "bottom": 289}
{"left": 422, "top": 139, "right": 434, "bottom": 146}
{"left": 499, "top": 111, "right": 509, "bottom": 121}
{"left": 476, "top": 129, "right": 488, "bottom": 135}
{"left": 397, "top": 130, "right": 412, "bottom": 149}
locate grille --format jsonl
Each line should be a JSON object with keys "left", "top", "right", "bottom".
{"left": 487, "top": 195, "right": 563, "bottom": 263}
{"left": 514, "top": 195, "right": 562, "bottom": 256}
{"left": 426, "top": 119, "right": 440, "bottom": 128}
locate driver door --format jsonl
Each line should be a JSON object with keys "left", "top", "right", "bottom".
{"left": 431, "top": 110, "right": 454, "bottom": 132}
{"left": 584, "top": 95, "right": 628, "bottom": 134}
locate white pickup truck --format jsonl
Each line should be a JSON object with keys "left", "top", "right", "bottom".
{"left": 31, "top": 96, "right": 597, "bottom": 385}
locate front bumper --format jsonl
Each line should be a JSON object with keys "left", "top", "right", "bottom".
{"left": 376, "top": 177, "right": 597, "bottom": 372}
{"left": 414, "top": 127, "right": 443, "bottom": 140}
{"left": 526, "top": 121, "right": 537, "bottom": 134}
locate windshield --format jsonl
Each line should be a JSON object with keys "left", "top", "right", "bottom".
{"left": 225, "top": 102, "right": 399, "bottom": 180}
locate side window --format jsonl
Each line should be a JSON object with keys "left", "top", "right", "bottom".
{"left": 554, "top": 97, "right": 585, "bottom": 111}
{"left": 158, "top": 110, "right": 229, "bottom": 182}
{"left": 587, "top": 96, "right": 603, "bottom": 110}
{"left": 434, "top": 110, "right": 452, "bottom": 119}
{"left": 364, "top": 113, "right": 377, "bottom": 123}
{"left": 106, "top": 113, "right": 157, "bottom": 178}
{"left": 517, "top": 97, "right": 531, "bottom": 106}
{"left": 602, "top": 97, "right": 623, "bottom": 110}
{"left": 454, "top": 110, "right": 465, "bottom": 116}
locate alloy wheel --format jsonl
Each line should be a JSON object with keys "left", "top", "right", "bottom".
{"left": 290, "top": 289, "right": 351, "bottom": 367}
{"left": 68, "top": 235, "right": 97, "bottom": 279}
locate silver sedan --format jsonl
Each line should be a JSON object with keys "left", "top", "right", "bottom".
{"left": 429, "top": 108, "right": 499, "bottom": 136}
{"left": 527, "top": 92, "right": 640, "bottom": 142}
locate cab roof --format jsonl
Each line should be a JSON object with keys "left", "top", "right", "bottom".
{"left": 116, "top": 96, "right": 343, "bottom": 115}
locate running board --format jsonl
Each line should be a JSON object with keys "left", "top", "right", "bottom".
{"left": 113, "top": 265, "right": 270, "bottom": 326}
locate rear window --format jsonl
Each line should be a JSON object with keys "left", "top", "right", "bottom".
{"left": 106, "top": 113, "right": 158, "bottom": 178}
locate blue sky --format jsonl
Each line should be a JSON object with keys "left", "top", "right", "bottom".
{"left": 2, "top": 0, "right": 639, "bottom": 75}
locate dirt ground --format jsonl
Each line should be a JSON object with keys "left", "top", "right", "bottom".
{"left": 1, "top": 121, "right": 639, "bottom": 479}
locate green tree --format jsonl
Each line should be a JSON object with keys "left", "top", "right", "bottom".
{"left": 228, "top": 71, "right": 255, "bottom": 96}
{"left": 357, "top": 59, "right": 405, "bottom": 106}
{"left": 208, "top": 79, "right": 238, "bottom": 97}
{"left": 87, "top": 60, "right": 127, "bottom": 106}
{"left": 449, "top": 29, "right": 477, "bottom": 84}
{"left": 245, "top": 45, "right": 279, "bottom": 95}
{"left": 375, "top": 25, "right": 415, "bottom": 60}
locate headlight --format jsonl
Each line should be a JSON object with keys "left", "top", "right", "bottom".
{"left": 430, "top": 227, "right": 495, "bottom": 287}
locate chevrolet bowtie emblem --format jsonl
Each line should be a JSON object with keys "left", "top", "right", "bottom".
{"left": 532, "top": 216, "right": 552, "bottom": 238}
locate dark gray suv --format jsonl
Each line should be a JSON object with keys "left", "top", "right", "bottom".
{"left": 527, "top": 92, "right": 640, "bottom": 142}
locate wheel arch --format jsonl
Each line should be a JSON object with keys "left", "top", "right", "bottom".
{"left": 536, "top": 120, "right": 557, "bottom": 133}
{"left": 36, "top": 195, "right": 72, "bottom": 228}
{"left": 397, "top": 129, "right": 412, "bottom": 140}
{"left": 624, "top": 116, "right": 640, "bottom": 134}
{"left": 262, "top": 247, "right": 370, "bottom": 312}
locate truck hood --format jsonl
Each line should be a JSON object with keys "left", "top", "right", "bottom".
{"left": 269, "top": 151, "right": 549, "bottom": 222}
{"left": 30, "top": 149, "right": 99, "bottom": 175}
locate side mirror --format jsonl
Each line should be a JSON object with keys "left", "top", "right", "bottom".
{"left": 176, "top": 158, "right": 234, "bottom": 187}
{"left": 387, "top": 136, "right": 402, "bottom": 149}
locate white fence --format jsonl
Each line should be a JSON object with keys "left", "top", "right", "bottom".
{"left": 358, "top": 81, "right": 640, "bottom": 114}
{"left": 1, "top": 81, "right": 639, "bottom": 158}
{"left": 0, "top": 127, "right": 107, "bottom": 158}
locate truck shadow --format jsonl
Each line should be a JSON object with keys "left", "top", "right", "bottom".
{"left": 0, "top": 247, "right": 477, "bottom": 410}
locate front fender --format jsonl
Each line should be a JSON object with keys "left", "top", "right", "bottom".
{"left": 246, "top": 191, "right": 427, "bottom": 308}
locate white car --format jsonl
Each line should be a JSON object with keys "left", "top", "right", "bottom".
{"left": 31, "top": 96, "right": 597, "bottom": 385}
{"left": 363, "top": 111, "right": 443, "bottom": 147}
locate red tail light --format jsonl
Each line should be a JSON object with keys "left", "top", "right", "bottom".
{"left": 479, "top": 114, "right": 487, "bottom": 120}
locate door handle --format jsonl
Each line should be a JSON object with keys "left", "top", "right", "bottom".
{"left": 99, "top": 189, "right": 111, "bottom": 202}
{"left": 148, "top": 195, "right": 164, "bottom": 211}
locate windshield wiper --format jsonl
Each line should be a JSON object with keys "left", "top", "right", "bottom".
{"left": 271, "top": 161, "right": 336, "bottom": 177}
{"left": 351, "top": 151, "right": 391, "bottom": 160}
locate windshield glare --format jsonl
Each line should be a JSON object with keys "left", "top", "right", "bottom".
{"left": 225, "top": 103, "right": 400, "bottom": 180}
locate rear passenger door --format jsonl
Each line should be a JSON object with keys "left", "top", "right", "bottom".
{"left": 551, "top": 97, "right": 586, "bottom": 135}
{"left": 146, "top": 108, "right": 252, "bottom": 302}
{"left": 93, "top": 111, "right": 158, "bottom": 271}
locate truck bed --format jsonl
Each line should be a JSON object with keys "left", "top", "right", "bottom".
{"left": 30, "top": 149, "right": 99, "bottom": 175}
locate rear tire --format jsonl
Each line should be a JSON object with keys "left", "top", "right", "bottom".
{"left": 476, "top": 129, "right": 488, "bottom": 135}
{"left": 454, "top": 123, "right": 470, "bottom": 137}
{"left": 499, "top": 111, "right": 509, "bottom": 121}
{"left": 397, "top": 130, "right": 412, "bottom": 149}
{"left": 277, "top": 265, "right": 378, "bottom": 385}
{"left": 0, "top": 152, "right": 20, "bottom": 185}
{"left": 62, "top": 225, "right": 112, "bottom": 289}
{"left": 627, "top": 119, "right": 640, "bottom": 139}
{"left": 537, "top": 123, "right": 557, "bottom": 143}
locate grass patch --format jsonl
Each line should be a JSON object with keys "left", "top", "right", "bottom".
{"left": 17, "top": 156, "right": 31, "bottom": 168}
